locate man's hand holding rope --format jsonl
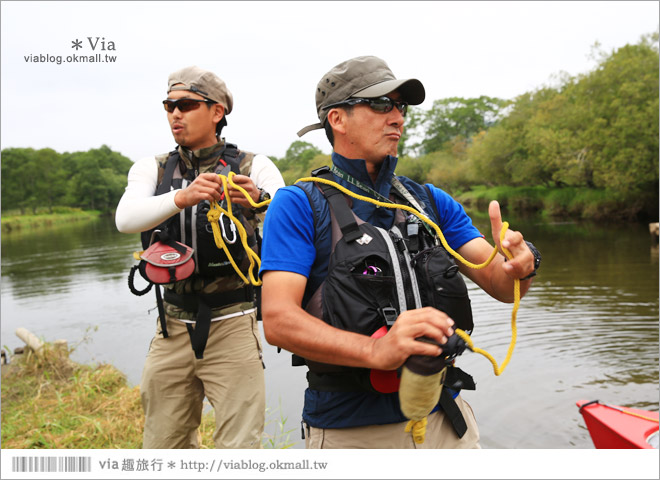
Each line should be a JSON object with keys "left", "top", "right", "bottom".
{"left": 173, "top": 172, "right": 261, "bottom": 210}
{"left": 173, "top": 173, "right": 224, "bottom": 209}
{"left": 488, "top": 200, "right": 536, "bottom": 282}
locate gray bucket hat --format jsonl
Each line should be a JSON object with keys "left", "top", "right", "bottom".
{"left": 167, "top": 66, "right": 233, "bottom": 115}
{"left": 297, "top": 56, "right": 425, "bottom": 137}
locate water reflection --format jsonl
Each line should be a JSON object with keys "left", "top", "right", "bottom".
{"left": 1, "top": 216, "right": 141, "bottom": 298}
{"left": 1, "top": 215, "right": 658, "bottom": 449}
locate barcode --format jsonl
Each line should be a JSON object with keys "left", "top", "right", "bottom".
{"left": 12, "top": 456, "right": 91, "bottom": 473}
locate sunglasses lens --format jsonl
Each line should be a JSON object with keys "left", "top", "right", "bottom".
{"left": 369, "top": 97, "right": 393, "bottom": 113}
{"left": 374, "top": 97, "right": 408, "bottom": 116}
{"left": 178, "top": 100, "right": 202, "bottom": 112}
{"left": 162, "top": 99, "right": 204, "bottom": 113}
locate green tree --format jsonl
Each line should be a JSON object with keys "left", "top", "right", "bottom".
{"left": 465, "top": 31, "right": 658, "bottom": 197}
{"left": 32, "top": 148, "right": 68, "bottom": 212}
{"left": 568, "top": 36, "right": 659, "bottom": 193}
{"left": 419, "top": 96, "right": 509, "bottom": 154}
{"left": 1, "top": 148, "right": 38, "bottom": 213}
{"left": 66, "top": 146, "right": 132, "bottom": 211}
{"left": 2, "top": 145, "right": 133, "bottom": 213}
{"left": 276, "top": 140, "right": 326, "bottom": 185}
{"left": 398, "top": 106, "right": 424, "bottom": 157}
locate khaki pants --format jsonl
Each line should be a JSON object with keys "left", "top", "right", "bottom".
{"left": 140, "top": 311, "right": 265, "bottom": 448}
{"left": 305, "top": 395, "right": 480, "bottom": 449}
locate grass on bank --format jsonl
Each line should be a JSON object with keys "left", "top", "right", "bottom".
{"left": 1, "top": 207, "right": 102, "bottom": 234}
{"left": 1, "top": 342, "right": 294, "bottom": 449}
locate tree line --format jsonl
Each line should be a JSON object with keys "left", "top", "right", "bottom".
{"left": 2, "top": 32, "right": 657, "bottom": 220}
{"left": 1, "top": 145, "right": 133, "bottom": 214}
{"left": 273, "top": 32, "right": 658, "bottom": 220}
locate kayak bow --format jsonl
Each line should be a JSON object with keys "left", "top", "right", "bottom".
{"left": 577, "top": 399, "right": 659, "bottom": 449}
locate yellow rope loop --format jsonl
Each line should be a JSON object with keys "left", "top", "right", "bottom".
{"left": 203, "top": 172, "right": 269, "bottom": 287}
{"left": 207, "top": 200, "right": 262, "bottom": 286}
{"left": 226, "top": 171, "right": 272, "bottom": 210}
{"left": 296, "top": 176, "right": 523, "bottom": 377}
{"left": 404, "top": 417, "right": 428, "bottom": 444}
{"left": 297, "top": 177, "right": 500, "bottom": 270}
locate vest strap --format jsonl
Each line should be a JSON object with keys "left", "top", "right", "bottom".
{"left": 163, "top": 287, "right": 254, "bottom": 311}
{"left": 306, "top": 370, "right": 375, "bottom": 393}
{"left": 186, "top": 297, "right": 212, "bottom": 359}
{"left": 439, "top": 388, "right": 468, "bottom": 438}
{"left": 313, "top": 170, "right": 364, "bottom": 243}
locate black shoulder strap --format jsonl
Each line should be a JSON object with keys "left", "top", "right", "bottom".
{"left": 311, "top": 166, "right": 363, "bottom": 243}
{"left": 221, "top": 143, "right": 242, "bottom": 174}
{"left": 156, "top": 151, "right": 180, "bottom": 195}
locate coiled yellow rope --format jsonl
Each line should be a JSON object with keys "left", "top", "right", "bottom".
{"left": 404, "top": 416, "right": 428, "bottom": 444}
{"left": 206, "top": 172, "right": 270, "bottom": 286}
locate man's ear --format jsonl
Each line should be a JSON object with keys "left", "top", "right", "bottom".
{"left": 327, "top": 108, "right": 346, "bottom": 136}
{"left": 213, "top": 104, "right": 225, "bottom": 125}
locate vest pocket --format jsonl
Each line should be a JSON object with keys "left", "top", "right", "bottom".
{"left": 413, "top": 247, "right": 474, "bottom": 333}
{"left": 323, "top": 253, "right": 398, "bottom": 334}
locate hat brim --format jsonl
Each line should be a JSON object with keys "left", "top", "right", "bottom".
{"left": 351, "top": 78, "right": 425, "bottom": 105}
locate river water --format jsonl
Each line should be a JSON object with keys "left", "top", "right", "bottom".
{"left": 1, "top": 214, "right": 658, "bottom": 449}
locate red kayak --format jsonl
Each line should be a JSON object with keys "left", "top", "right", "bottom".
{"left": 577, "top": 399, "right": 659, "bottom": 449}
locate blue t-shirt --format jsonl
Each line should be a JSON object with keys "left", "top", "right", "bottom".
{"left": 260, "top": 153, "right": 482, "bottom": 428}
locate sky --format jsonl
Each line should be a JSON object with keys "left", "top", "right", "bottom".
{"left": 1, "top": 1, "right": 658, "bottom": 163}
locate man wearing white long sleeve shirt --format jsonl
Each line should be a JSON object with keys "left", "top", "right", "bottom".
{"left": 116, "top": 66, "right": 284, "bottom": 449}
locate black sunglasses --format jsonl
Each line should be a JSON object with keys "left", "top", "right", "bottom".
{"left": 323, "top": 96, "right": 408, "bottom": 116}
{"left": 162, "top": 98, "right": 216, "bottom": 113}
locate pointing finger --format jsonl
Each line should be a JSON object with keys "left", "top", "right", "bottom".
{"left": 489, "top": 200, "right": 503, "bottom": 248}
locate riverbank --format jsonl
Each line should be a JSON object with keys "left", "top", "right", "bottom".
{"left": 457, "top": 185, "right": 659, "bottom": 222}
{"left": 2, "top": 184, "right": 657, "bottom": 235}
{"left": 1, "top": 208, "right": 103, "bottom": 234}
{"left": 0, "top": 340, "right": 218, "bottom": 449}
{"left": 1, "top": 335, "right": 295, "bottom": 449}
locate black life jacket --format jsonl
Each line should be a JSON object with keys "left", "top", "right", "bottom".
{"left": 142, "top": 144, "right": 258, "bottom": 280}
{"left": 298, "top": 168, "right": 475, "bottom": 396}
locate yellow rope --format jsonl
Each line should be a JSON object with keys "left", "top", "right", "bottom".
{"left": 206, "top": 172, "right": 268, "bottom": 286}
{"left": 601, "top": 404, "right": 660, "bottom": 423}
{"left": 405, "top": 417, "right": 428, "bottom": 444}
{"left": 297, "top": 176, "right": 521, "bottom": 377}
{"left": 207, "top": 173, "right": 521, "bottom": 375}
{"left": 206, "top": 172, "right": 523, "bottom": 445}
{"left": 619, "top": 410, "right": 660, "bottom": 423}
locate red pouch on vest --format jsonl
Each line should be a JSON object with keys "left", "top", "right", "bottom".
{"left": 139, "top": 241, "right": 195, "bottom": 284}
{"left": 370, "top": 326, "right": 401, "bottom": 393}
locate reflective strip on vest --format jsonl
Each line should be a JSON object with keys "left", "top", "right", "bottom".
{"left": 391, "top": 224, "right": 423, "bottom": 309}
{"left": 375, "top": 226, "right": 408, "bottom": 313}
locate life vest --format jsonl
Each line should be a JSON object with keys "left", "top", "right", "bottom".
{"left": 143, "top": 143, "right": 259, "bottom": 280}
{"left": 140, "top": 143, "right": 260, "bottom": 359}
{"left": 294, "top": 167, "right": 475, "bottom": 400}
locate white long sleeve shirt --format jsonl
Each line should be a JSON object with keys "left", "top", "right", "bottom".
{"left": 115, "top": 153, "right": 285, "bottom": 234}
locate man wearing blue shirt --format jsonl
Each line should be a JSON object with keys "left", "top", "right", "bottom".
{"left": 260, "top": 56, "right": 539, "bottom": 448}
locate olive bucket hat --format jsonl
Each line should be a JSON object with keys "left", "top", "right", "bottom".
{"left": 297, "top": 56, "right": 425, "bottom": 137}
{"left": 167, "top": 66, "right": 234, "bottom": 115}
